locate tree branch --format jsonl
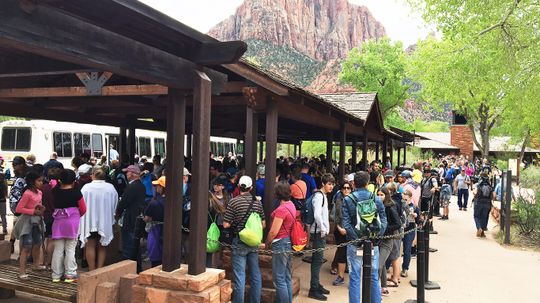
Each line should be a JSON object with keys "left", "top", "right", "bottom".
{"left": 479, "top": 0, "right": 522, "bottom": 36}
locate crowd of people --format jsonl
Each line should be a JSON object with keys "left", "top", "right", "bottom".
{"left": 0, "top": 149, "right": 502, "bottom": 303}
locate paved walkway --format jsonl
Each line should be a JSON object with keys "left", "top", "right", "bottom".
{"left": 293, "top": 195, "right": 540, "bottom": 303}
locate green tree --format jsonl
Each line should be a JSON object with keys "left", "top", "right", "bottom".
{"left": 340, "top": 38, "right": 409, "bottom": 116}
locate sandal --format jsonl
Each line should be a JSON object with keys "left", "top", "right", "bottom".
{"left": 18, "top": 274, "right": 30, "bottom": 281}
{"left": 330, "top": 268, "right": 338, "bottom": 275}
{"left": 387, "top": 279, "right": 399, "bottom": 287}
{"left": 381, "top": 288, "right": 389, "bottom": 296}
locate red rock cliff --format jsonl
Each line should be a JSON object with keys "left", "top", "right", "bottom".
{"left": 208, "top": 0, "right": 386, "bottom": 61}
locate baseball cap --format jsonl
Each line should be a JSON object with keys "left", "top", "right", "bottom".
{"left": 384, "top": 170, "right": 394, "bottom": 178}
{"left": 78, "top": 164, "right": 93, "bottom": 175}
{"left": 152, "top": 176, "right": 166, "bottom": 187}
{"left": 257, "top": 164, "right": 266, "bottom": 176}
{"left": 238, "top": 175, "right": 253, "bottom": 188}
{"left": 346, "top": 173, "right": 355, "bottom": 182}
{"left": 123, "top": 165, "right": 141, "bottom": 174}
{"left": 401, "top": 170, "right": 412, "bottom": 178}
{"left": 183, "top": 167, "right": 191, "bottom": 176}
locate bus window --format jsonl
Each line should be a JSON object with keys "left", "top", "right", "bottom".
{"left": 154, "top": 138, "right": 165, "bottom": 157}
{"left": 92, "top": 133, "right": 103, "bottom": 157}
{"left": 53, "top": 132, "right": 72, "bottom": 158}
{"left": 1, "top": 127, "right": 31, "bottom": 151}
{"left": 74, "top": 133, "right": 91, "bottom": 156}
{"left": 138, "top": 137, "right": 151, "bottom": 157}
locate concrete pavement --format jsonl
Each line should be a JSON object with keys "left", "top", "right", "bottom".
{"left": 292, "top": 195, "right": 540, "bottom": 303}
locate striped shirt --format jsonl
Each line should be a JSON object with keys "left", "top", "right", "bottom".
{"left": 223, "top": 193, "right": 265, "bottom": 233}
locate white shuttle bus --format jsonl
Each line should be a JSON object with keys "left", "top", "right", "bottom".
{"left": 0, "top": 120, "right": 238, "bottom": 167}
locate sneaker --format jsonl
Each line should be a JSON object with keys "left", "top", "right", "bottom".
{"left": 476, "top": 229, "right": 482, "bottom": 237}
{"left": 400, "top": 270, "right": 408, "bottom": 278}
{"left": 481, "top": 231, "right": 486, "bottom": 238}
{"left": 318, "top": 285, "right": 330, "bottom": 295}
{"left": 411, "top": 253, "right": 417, "bottom": 258}
{"left": 52, "top": 278, "right": 61, "bottom": 283}
{"left": 463, "top": 208, "right": 467, "bottom": 211}
{"left": 64, "top": 275, "right": 77, "bottom": 283}
{"left": 332, "top": 276, "right": 345, "bottom": 286}
{"left": 308, "top": 291, "right": 327, "bottom": 301}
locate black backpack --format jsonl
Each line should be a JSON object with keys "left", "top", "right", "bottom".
{"left": 475, "top": 181, "right": 492, "bottom": 203}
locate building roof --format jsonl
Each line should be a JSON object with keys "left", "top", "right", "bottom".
{"left": 319, "top": 93, "right": 377, "bottom": 121}
{"left": 415, "top": 132, "right": 540, "bottom": 153}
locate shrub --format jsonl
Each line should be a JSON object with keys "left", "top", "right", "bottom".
{"left": 520, "top": 166, "right": 540, "bottom": 191}
{"left": 514, "top": 192, "right": 540, "bottom": 236}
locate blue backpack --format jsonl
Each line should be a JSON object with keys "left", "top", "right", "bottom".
{"left": 302, "top": 190, "right": 324, "bottom": 225}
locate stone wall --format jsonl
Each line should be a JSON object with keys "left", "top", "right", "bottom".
{"left": 450, "top": 125, "right": 474, "bottom": 159}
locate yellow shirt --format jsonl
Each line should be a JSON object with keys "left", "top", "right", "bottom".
{"left": 412, "top": 169, "right": 422, "bottom": 184}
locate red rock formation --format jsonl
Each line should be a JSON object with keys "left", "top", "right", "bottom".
{"left": 208, "top": 0, "right": 386, "bottom": 61}
{"left": 305, "top": 59, "right": 356, "bottom": 93}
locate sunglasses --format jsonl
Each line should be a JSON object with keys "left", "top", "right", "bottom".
{"left": 342, "top": 186, "right": 351, "bottom": 190}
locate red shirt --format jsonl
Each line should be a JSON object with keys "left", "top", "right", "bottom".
{"left": 271, "top": 201, "right": 297, "bottom": 240}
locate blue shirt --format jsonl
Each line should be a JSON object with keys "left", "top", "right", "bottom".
{"left": 256, "top": 178, "right": 265, "bottom": 204}
{"left": 301, "top": 173, "right": 317, "bottom": 199}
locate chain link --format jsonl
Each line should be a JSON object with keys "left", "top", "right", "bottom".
{"left": 148, "top": 220, "right": 419, "bottom": 255}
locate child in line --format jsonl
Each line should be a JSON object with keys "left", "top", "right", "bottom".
{"left": 13, "top": 170, "right": 45, "bottom": 280}
{"left": 51, "top": 169, "right": 86, "bottom": 283}
{"left": 439, "top": 179, "right": 452, "bottom": 220}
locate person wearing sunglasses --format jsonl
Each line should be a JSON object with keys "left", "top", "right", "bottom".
{"left": 330, "top": 181, "right": 353, "bottom": 286}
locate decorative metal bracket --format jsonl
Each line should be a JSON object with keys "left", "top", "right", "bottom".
{"left": 76, "top": 71, "right": 113, "bottom": 96}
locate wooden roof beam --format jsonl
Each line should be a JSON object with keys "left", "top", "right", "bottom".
{"left": 0, "top": 51, "right": 94, "bottom": 78}
{"left": 0, "top": 0, "right": 198, "bottom": 89}
{"left": 0, "top": 84, "right": 168, "bottom": 98}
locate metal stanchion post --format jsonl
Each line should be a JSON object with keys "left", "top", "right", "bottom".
{"left": 423, "top": 223, "right": 440, "bottom": 290}
{"left": 500, "top": 172, "right": 505, "bottom": 232}
{"left": 504, "top": 170, "right": 512, "bottom": 244}
{"left": 362, "top": 240, "right": 372, "bottom": 303}
{"left": 406, "top": 228, "right": 428, "bottom": 303}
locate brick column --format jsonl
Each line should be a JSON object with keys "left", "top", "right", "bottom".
{"left": 450, "top": 125, "right": 474, "bottom": 159}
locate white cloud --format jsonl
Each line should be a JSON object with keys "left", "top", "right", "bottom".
{"left": 139, "top": 0, "right": 433, "bottom": 46}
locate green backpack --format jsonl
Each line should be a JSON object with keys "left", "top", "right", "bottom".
{"left": 206, "top": 214, "right": 221, "bottom": 253}
{"left": 239, "top": 212, "right": 263, "bottom": 247}
{"left": 349, "top": 193, "right": 381, "bottom": 237}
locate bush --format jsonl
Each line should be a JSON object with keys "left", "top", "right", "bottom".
{"left": 520, "top": 166, "right": 540, "bottom": 191}
{"left": 514, "top": 192, "right": 540, "bottom": 237}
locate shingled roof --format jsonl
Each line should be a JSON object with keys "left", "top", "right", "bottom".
{"left": 319, "top": 92, "right": 377, "bottom": 121}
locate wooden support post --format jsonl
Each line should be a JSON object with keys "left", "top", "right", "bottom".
{"left": 189, "top": 70, "right": 212, "bottom": 275}
{"left": 119, "top": 127, "right": 127, "bottom": 164}
{"left": 389, "top": 140, "right": 393, "bottom": 169}
{"left": 403, "top": 145, "right": 407, "bottom": 166}
{"left": 298, "top": 141, "right": 302, "bottom": 159}
{"left": 375, "top": 142, "right": 380, "bottom": 162}
{"left": 245, "top": 107, "right": 258, "bottom": 181}
{"left": 162, "top": 90, "right": 185, "bottom": 272}
{"left": 397, "top": 147, "right": 401, "bottom": 168}
{"left": 382, "top": 138, "right": 388, "bottom": 168}
{"left": 293, "top": 144, "right": 298, "bottom": 159}
{"left": 362, "top": 133, "right": 368, "bottom": 171}
{"left": 326, "top": 132, "right": 333, "bottom": 173}
{"left": 338, "top": 122, "right": 346, "bottom": 182}
{"left": 264, "top": 97, "right": 278, "bottom": 227}
{"left": 186, "top": 133, "right": 192, "bottom": 160}
{"left": 128, "top": 126, "right": 136, "bottom": 164}
{"left": 352, "top": 137, "right": 358, "bottom": 172}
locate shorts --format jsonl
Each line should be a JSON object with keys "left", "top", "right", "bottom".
{"left": 88, "top": 232, "right": 102, "bottom": 240}
{"left": 21, "top": 225, "right": 43, "bottom": 248}
{"left": 388, "top": 238, "right": 401, "bottom": 261}
{"left": 441, "top": 199, "right": 451, "bottom": 207}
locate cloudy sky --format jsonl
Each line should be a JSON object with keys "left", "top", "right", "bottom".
{"left": 139, "top": 0, "right": 433, "bottom": 47}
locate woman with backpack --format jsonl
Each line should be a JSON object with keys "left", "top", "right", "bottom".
{"left": 51, "top": 169, "right": 86, "bottom": 283}
{"left": 265, "top": 182, "right": 297, "bottom": 303}
{"left": 377, "top": 186, "right": 402, "bottom": 295}
{"left": 329, "top": 181, "right": 352, "bottom": 286}
{"left": 206, "top": 175, "right": 230, "bottom": 268}
{"left": 400, "top": 189, "right": 420, "bottom": 278}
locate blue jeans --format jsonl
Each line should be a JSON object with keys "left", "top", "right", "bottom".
{"left": 474, "top": 203, "right": 491, "bottom": 230}
{"left": 347, "top": 244, "right": 381, "bottom": 303}
{"left": 457, "top": 188, "right": 469, "bottom": 208}
{"left": 121, "top": 227, "right": 135, "bottom": 260}
{"left": 310, "top": 233, "right": 326, "bottom": 291}
{"left": 401, "top": 230, "right": 415, "bottom": 271}
{"left": 231, "top": 237, "right": 261, "bottom": 303}
{"left": 272, "top": 237, "right": 292, "bottom": 303}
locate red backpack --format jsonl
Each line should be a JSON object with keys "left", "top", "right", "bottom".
{"left": 286, "top": 207, "right": 308, "bottom": 251}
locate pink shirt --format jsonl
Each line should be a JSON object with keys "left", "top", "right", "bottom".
{"left": 16, "top": 189, "right": 42, "bottom": 215}
{"left": 403, "top": 182, "right": 421, "bottom": 207}
{"left": 271, "top": 201, "right": 297, "bottom": 240}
